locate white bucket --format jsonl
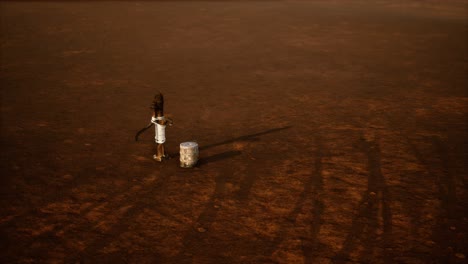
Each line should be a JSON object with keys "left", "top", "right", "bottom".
{"left": 180, "top": 142, "right": 199, "bottom": 168}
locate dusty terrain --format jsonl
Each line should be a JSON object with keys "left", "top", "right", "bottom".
{"left": 1, "top": 1, "right": 467, "bottom": 263}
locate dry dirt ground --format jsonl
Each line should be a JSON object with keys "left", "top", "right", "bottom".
{"left": 1, "top": 1, "right": 467, "bottom": 263}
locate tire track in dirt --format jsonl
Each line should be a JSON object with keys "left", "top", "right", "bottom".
{"left": 429, "top": 136, "right": 464, "bottom": 263}
{"left": 332, "top": 133, "right": 393, "bottom": 264}
{"left": 222, "top": 132, "right": 326, "bottom": 263}
{"left": 171, "top": 169, "right": 232, "bottom": 263}
{"left": 286, "top": 134, "right": 325, "bottom": 263}
{"left": 408, "top": 135, "right": 463, "bottom": 263}
{"left": 301, "top": 135, "right": 325, "bottom": 263}
{"left": 431, "top": 137, "right": 458, "bottom": 220}
{"left": 385, "top": 108, "right": 466, "bottom": 262}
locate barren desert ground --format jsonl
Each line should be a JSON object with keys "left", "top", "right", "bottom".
{"left": 1, "top": 1, "right": 467, "bottom": 263}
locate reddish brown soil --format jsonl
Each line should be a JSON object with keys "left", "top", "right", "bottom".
{"left": 1, "top": 1, "right": 467, "bottom": 263}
